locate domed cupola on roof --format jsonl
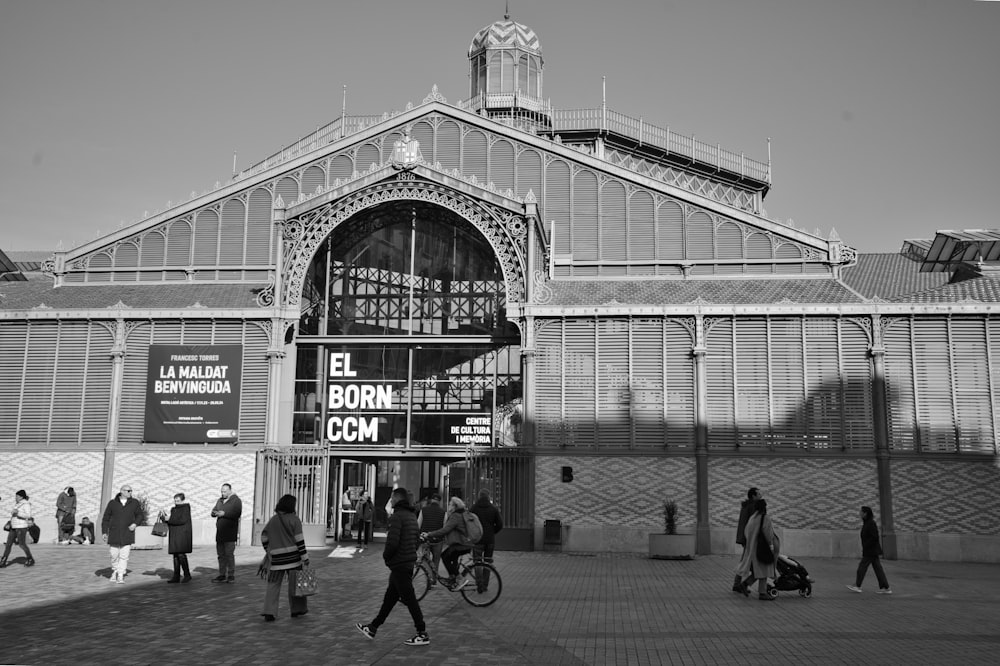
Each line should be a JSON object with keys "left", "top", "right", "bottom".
{"left": 465, "top": 9, "right": 551, "bottom": 131}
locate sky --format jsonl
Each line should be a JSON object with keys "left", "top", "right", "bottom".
{"left": 1, "top": 0, "right": 998, "bottom": 254}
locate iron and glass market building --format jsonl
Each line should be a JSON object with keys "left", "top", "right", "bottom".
{"left": 2, "top": 14, "right": 999, "bottom": 560}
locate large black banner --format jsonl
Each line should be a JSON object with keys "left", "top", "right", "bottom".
{"left": 144, "top": 344, "right": 243, "bottom": 443}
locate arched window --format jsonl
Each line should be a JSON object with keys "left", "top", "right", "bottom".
{"left": 293, "top": 201, "right": 521, "bottom": 448}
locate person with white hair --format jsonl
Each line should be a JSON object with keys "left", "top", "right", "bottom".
{"left": 421, "top": 496, "right": 474, "bottom": 590}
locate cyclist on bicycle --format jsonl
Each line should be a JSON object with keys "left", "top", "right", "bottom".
{"left": 420, "top": 496, "right": 472, "bottom": 590}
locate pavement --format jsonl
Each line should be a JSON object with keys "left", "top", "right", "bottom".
{"left": 1, "top": 538, "right": 999, "bottom": 665}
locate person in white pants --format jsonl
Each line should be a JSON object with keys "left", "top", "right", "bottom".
{"left": 101, "top": 485, "right": 142, "bottom": 583}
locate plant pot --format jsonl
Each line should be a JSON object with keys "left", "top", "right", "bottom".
{"left": 132, "top": 525, "right": 164, "bottom": 550}
{"left": 649, "top": 532, "right": 696, "bottom": 560}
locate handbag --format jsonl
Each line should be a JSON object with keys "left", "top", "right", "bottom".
{"left": 294, "top": 563, "right": 318, "bottom": 596}
{"left": 151, "top": 520, "right": 169, "bottom": 537}
{"left": 2, "top": 520, "right": 9, "bottom": 532}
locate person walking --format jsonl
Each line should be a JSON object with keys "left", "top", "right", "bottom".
{"left": 56, "top": 487, "right": 77, "bottom": 544}
{"left": 355, "top": 491, "right": 374, "bottom": 548}
{"left": 469, "top": 489, "right": 503, "bottom": 591}
{"left": 732, "top": 487, "right": 761, "bottom": 593}
{"left": 161, "top": 492, "right": 192, "bottom": 583}
{"left": 416, "top": 491, "right": 445, "bottom": 584}
{"left": 101, "top": 485, "right": 142, "bottom": 583}
{"left": 847, "top": 505, "right": 892, "bottom": 594}
{"left": 737, "top": 498, "right": 778, "bottom": 600}
{"left": 1, "top": 490, "right": 35, "bottom": 568}
{"left": 211, "top": 483, "right": 242, "bottom": 583}
{"left": 259, "top": 494, "right": 310, "bottom": 621}
{"left": 355, "top": 487, "right": 429, "bottom": 646}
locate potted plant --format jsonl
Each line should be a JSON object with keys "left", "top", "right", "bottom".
{"left": 649, "top": 499, "right": 695, "bottom": 560}
{"left": 131, "top": 492, "right": 164, "bottom": 550}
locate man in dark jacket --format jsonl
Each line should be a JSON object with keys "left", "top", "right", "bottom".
{"left": 416, "top": 491, "right": 445, "bottom": 583}
{"left": 469, "top": 489, "right": 503, "bottom": 565}
{"left": 356, "top": 487, "right": 429, "bottom": 647}
{"left": 733, "top": 487, "right": 760, "bottom": 592}
{"left": 101, "top": 485, "right": 143, "bottom": 583}
{"left": 211, "top": 483, "right": 242, "bottom": 583}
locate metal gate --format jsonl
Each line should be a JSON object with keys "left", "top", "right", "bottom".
{"left": 462, "top": 447, "right": 533, "bottom": 529}
{"left": 255, "top": 448, "right": 329, "bottom": 545}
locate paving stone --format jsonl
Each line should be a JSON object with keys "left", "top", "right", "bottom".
{"left": 1, "top": 542, "right": 999, "bottom": 665}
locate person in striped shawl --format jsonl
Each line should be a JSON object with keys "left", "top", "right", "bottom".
{"left": 259, "top": 494, "right": 310, "bottom": 621}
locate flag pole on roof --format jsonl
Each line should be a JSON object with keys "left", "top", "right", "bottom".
{"left": 602, "top": 76, "right": 606, "bottom": 132}
{"left": 341, "top": 85, "right": 348, "bottom": 139}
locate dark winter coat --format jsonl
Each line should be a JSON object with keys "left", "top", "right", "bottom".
{"left": 165, "top": 503, "right": 193, "bottom": 554}
{"left": 470, "top": 497, "right": 503, "bottom": 546}
{"left": 355, "top": 498, "right": 374, "bottom": 522}
{"left": 736, "top": 499, "right": 755, "bottom": 546}
{"left": 419, "top": 501, "right": 445, "bottom": 532}
{"left": 860, "top": 517, "right": 883, "bottom": 558}
{"left": 101, "top": 495, "right": 143, "bottom": 547}
{"left": 382, "top": 500, "right": 420, "bottom": 568}
{"left": 213, "top": 494, "right": 242, "bottom": 543}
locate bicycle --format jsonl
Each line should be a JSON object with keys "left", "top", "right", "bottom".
{"left": 412, "top": 541, "right": 502, "bottom": 607}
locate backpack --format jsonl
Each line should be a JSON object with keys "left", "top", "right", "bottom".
{"left": 460, "top": 511, "right": 483, "bottom": 546}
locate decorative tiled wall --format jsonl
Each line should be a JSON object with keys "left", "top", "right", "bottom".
{"left": 708, "top": 457, "right": 877, "bottom": 532}
{"left": 0, "top": 450, "right": 257, "bottom": 543}
{"left": 535, "top": 456, "right": 697, "bottom": 530}
{"left": 113, "top": 451, "right": 257, "bottom": 523}
{"left": 0, "top": 451, "right": 104, "bottom": 540}
{"left": 892, "top": 459, "right": 1000, "bottom": 535}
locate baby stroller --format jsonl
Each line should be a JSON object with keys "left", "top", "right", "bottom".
{"left": 768, "top": 554, "right": 814, "bottom": 598}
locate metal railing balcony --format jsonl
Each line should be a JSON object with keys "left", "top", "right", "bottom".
{"left": 236, "top": 97, "right": 770, "bottom": 186}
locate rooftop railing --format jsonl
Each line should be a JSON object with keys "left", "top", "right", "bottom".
{"left": 236, "top": 97, "right": 771, "bottom": 186}
{"left": 551, "top": 108, "right": 769, "bottom": 184}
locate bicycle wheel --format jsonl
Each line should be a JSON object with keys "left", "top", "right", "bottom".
{"left": 412, "top": 563, "right": 432, "bottom": 602}
{"left": 459, "top": 561, "right": 501, "bottom": 607}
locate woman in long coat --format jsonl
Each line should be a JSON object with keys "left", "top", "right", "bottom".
{"left": 736, "top": 498, "right": 779, "bottom": 600}
{"left": 260, "top": 494, "right": 310, "bottom": 621}
{"left": 162, "top": 492, "right": 192, "bottom": 583}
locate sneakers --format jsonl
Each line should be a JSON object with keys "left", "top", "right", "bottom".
{"left": 211, "top": 575, "right": 228, "bottom": 583}
{"left": 226, "top": 576, "right": 235, "bottom": 584}
{"left": 355, "top": 623, "right": 376, "bottom": 640}
{"left": 876, "top": 588, "right": 893, "bottom": 595}
{"left": 404, "top": 632, "right": 430, "bottom": 646}
{"left": 443, "top": 576, "right": 468, "bottom": 591}
{"left": 846, "top": 585, "right": 863, "bottom": 593}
